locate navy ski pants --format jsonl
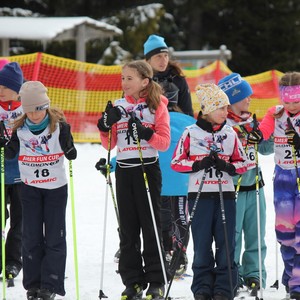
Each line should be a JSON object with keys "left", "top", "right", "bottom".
{"left": 21, "top": 183, "right": 68, "bottom": 296}
{"left": 188, "top": 197, "right": 238, "bottom": 299}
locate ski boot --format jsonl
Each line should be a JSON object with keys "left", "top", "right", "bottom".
{"left": 26, "top": 288, "right": 39, "bottom": 300}
{"left": 169, "top": 250, "right": 188, "bottom": 278}
{"left": 213, "top": 292, "right": 229, "bottom": 300}
{"left": 290, "top": 291, "right": 300, "bottom": 300}
{"left": 246, "top": 277, "right": 260, "bottom": 297}
{"left": 36, "top": 288, "right": 56, "bottom": 300}
{"left": 145, "top": 282, "right": 164, "bottom": 299}
{"left": 121, "top": 283, "right": 143, "bottom": 300}
{"left": 194, "top": 293, "right": 211, "bottom": 300}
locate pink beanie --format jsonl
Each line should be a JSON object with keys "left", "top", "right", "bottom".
{"left": 0, "top": 59, "right": 10, "bottom": 70}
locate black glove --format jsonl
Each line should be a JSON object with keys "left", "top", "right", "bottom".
{"left": 0, "top": 137, "right": 8, "bottom": 148}
{"left": 128, "top": 115, "right": 154, "bottom": 141}
{"left": 59, "top": 123, "right": 77, "bottom": 160}
{"left": 247, "top": 114, "right": 263, "bottom": 145}
{"left": 97, "top": 102, "right": 121, "bottom": 132}
{"left": 247, "top": 129, "right": 263, "bottom": 145}
{"left": 192, "top": 156, "right": 215, "bottom": 172}
{"left": 285, "top": 128, "right": 300, "bottom": 148}
{"left": 285, "top": 118, "right": 300, "bottom": 149}
{"left": 213, "top": 153, "right": 236, "bottom": 176}
{"left": 95, "top": 158, "right": 111, "bottom": 177}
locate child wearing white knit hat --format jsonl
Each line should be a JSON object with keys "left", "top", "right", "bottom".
{"left": 171, "top": 83, "right": 248, "bottom": 300}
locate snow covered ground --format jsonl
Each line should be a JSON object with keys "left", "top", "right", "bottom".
{"left": 2, "top": 143, "right": 287, "bottom": 299}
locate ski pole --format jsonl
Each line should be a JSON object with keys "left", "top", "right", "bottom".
{"left": 165, "top": 169, "right": 209, "bottom": 300}
{"left": 270, "top": 238, "right": 279, "bottom": 289}
{"left": 99, "top": 126, "right": 112, "bottom": 299}
{"left": 95, "top": 158, "right": 120, "bottom": 227}
{"left": 287, "top": 118, "right": 300, "bottom": 193}
{"left": 69, "top": 160, "right": 80, "bottom": 300}
{"left": 0, "top": 121, "right": 6, "bottom": 300}
{"left": 216, "top": 169, "right": 234, "bottom": 299}
{"left": 254, "top": 142, "right": 264, "bottom": 300}
{"left": 130, "top": 115, "right": 168, "bottom": 290}
{"left": 269, "top": 168, "right": 279, "bottom": 290}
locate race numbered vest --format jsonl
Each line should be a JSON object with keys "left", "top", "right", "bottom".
{"left": 187, "top": 124, "right": 237, "bottom": 193}
{"left": 273, "top": 107, "right": 300, "bottom": 170}
{"left": 17, "top": 125, "right": 67, "bottom": 189}
{"left": 114, "top": 98, "right": 158, "bottom": 160}
{"left": 0, "top": 105, "right": 23, "bottom": 137}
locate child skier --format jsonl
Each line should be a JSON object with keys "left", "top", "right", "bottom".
{"left": 218, "top": 73, "right": 274, "bottom": 293}
{"left": 1, "top": 81, "right": 77, "bottom": 300}
{"left": 171, "top": 83, "right": 248, "bottom": 300}
{"left": 249, "top": 72, "right": 300, "bottom": 300}
{"left": 97, "top": 60, "right": 170, "bottom": 300}
{"left": 0, "top": 61, "right": 24, "bottom": 281}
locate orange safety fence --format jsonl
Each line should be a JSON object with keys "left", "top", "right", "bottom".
{"left": 1, "top": 52, "right": 283, "bottom": 143}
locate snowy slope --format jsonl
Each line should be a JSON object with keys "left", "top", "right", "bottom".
{"left": 2, "top": 143, "right": 287, "bottom": 299}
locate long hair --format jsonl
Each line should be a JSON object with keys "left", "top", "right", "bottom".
{"left": 168, "top": 60, "right": 185, "bottom": 77}
{"left": 12, "top": 107, "right": 66, "bottom": 133}
{"left": 274, "top": 72, "right": 300, "bottom": 118}
{"left": 122, "top": 60, "right": 163, "bottom": 112}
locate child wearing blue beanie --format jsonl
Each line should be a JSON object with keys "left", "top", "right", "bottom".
{"left": 0, "top": 62, "right": 24, "bottom": 93}
{"left": 218, "top": 73, "right": 274, "bottom": 295}
{"left": 0, "top": 61, "right": 24, "bottom": 281}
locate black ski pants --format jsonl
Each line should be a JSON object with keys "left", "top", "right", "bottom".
{"left": 116, "top": 160, "right": 166, "bottom": 286}
{"left": 0, "top": 183, "right": 22, "bottom": 271}
{"left": 21, "top": 183, "right": 68, "bottom": 296}
{"left": 161, "top": 195, "right": 189, "bottom": 252}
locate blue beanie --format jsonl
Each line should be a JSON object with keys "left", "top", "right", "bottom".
{"left": 0, "top": 62, "right": 24, "bottom": 93}
{"left": 144, "top": 35, "right": 169, "bottom": 60}
{"left": 218, "top": 73, "right": 253, "bottom": 105}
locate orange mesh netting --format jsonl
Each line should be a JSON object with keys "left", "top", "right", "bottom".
{"left": 2, "top": 53, "right": 283, "bottom": 143}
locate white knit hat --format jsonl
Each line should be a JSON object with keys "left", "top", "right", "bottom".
{"left": 19, "top": 81, "right": 50, "bottom": 113}
{"left": 196, "top": 83, "right": 230, "bottom": 115}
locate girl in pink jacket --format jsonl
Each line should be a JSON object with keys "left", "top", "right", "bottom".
{"left": 97, "top": 60, "right": 170, "bottom": 300}
{"left": 252, "top": 72, "right": 300, "bottom": 299}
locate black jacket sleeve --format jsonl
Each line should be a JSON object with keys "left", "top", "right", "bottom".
{"left": 59, "top": 122, "right": 77, "bottom": 160}
{"left": 4, "top": 131, "right": 20, "bottom": 159}
{"left": 173, "top": 75, "right": 194, "bottom": 117}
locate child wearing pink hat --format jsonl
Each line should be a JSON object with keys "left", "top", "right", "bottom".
{"left": 251, "top": 72, "right": 300, "bottom": 300}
